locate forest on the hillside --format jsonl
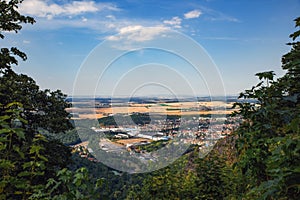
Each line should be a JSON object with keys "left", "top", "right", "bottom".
{"left": 0, "top": 1, "right": 299, "bottom": 199}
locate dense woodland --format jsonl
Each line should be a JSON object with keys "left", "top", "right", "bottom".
{"left": 0, "top": 1, "right": 299, "bottom": 199}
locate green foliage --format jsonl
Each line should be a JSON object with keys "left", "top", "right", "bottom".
{"left": 127, "top": 16, "right": 300, "bottom": 200}
{"left": 232, "top": 17, "right": 300, "bottom": 199}
{"left": 0, "top": 0, "right": 71, "bottom": 133}
{"left": 1, "top": 1, "right": 299, "bottom": 199}
{"left": 0, "top": 103, "right": 48, "bottom": 199}
{"left": 139, "top": 140, "right": 169, "bottom": 152}
{"left": 55, "top": 130, "right": 82, "bottom": 145}
{"left": 98, "top": 113, "right": 152, "bottom": 126}
{"left": 127, "top": 146, "right": 236, "bottom": 200}
{"left": 0, "top": 1, "right": 101, "bottom": 199}
{"left": 0, "top": 0, "right": 35, "bottom": 71}
{"left": 193, "top": 154, "right": 233, "bottom": 200}
{"left": 0, "top": 103, "right": 101, "bottom": 199}
{"left": 1, "top": 0, "right": 72, "bottom": 134}
{"left": 0, "top": 71, "right": 73, "bottom": 133}
{"left": 29, "top": 167, "right": 103, "bottom": 200}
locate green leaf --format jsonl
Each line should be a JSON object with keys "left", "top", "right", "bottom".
{"left": 14, "top": 128, "right": 25, "bottom": 140}
{"left": 29, "top": 145, "right": 44, "bottom": 154}
{"left": 18, "top": 171, "right": 31, "bottom": 177}
{"left": 0, "top": 137, "right": 8, "bottom": 142}
{"left": 0, "top": 115, "right": 10, "bottom": 121}
{"left": 37, "top": 155, "right": 48, "bottom": 162}
{"left": 0, "top": 160, "right": 15, "bottom": 169}
{"left": 23, "top": 161, "right": 34, "bottom": 169}
{"left": 0, "top": 143, "right": 7, "bottom": 151}
{"left": 0, "top": 128, "right": 11, "bottom": 134}
{"left": 13, "top": 146, "right": 25, "bottom": 159}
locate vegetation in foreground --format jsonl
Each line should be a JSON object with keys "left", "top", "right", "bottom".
{"left": 0, "top": 1, "right": 299, "bottom": 199}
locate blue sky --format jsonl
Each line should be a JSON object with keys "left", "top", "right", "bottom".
{"left": 3, "top": 0, "right": 300, "bottom": 97}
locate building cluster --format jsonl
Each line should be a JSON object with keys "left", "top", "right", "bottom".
{"left": 71, "top": 115, "right": 241, "bottom": 165}
{"left": 92, "top": 115, "right": 241, "bottom": 153}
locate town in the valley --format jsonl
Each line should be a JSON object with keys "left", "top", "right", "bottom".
{"left": 68, "top": 97, "right": 242, "bottom": 162}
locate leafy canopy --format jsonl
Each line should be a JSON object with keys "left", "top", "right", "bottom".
{"left": 232, "top": 17, "right": 300, "bottom": 199}
{"left": 0, "top": 0, "right": 72, "bottom": 133}
{"left": 0, "top": 1, "right": 102, "bottom": 199}
{"left": 0, "top": 0, "right": 35, "bottom": 71}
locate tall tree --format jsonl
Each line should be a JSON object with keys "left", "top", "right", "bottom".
{"left": 232, "top": 17, "right": 300, "bottom": 199}
{"left": 0, "top": 1, "right": 97, "bottom": 199}
{"left": 0, "top": 0, "right": 72, "bottom": 133}
{"left": 0, "top": 0, "right": 35, "bottom": 71}
{"left": 0, "top": 72, "right": 73, "bottom": 133}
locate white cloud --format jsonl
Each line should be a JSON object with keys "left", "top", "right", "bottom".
{"left": 184, "top": 10, "right": 202, "bottom": 19}
{"left": 194, "top": 6, "right": 239, "bottom": 22}
{"left": 81, "top": 17, "right": 88, "bottom": 22}
{"left": 106, "top": 15, "right": 116, "bottom": 20}
{"left": 23, "top": 40, "right": 31, "bottom": 44}
{"left": 26, "top": 16, "right": 138, "bottom": 36}
{"left": 106, "top": 23, "right": 116, "bottom": 29}
{"left": 19, "top": 0, "right": 119, "bottom": 19}
{"left": 163, "top": 17, "right": 182, "bottom": 28}
{"left": 209, "top": 16, "right": 239, "bottom": 22}
{"left": 106, "top": 25, "right": 170, "bottom": 42}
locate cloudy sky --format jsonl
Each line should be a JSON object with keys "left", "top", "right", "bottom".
{"left": 3, "top": 0, "right": 300, "bottom": 97}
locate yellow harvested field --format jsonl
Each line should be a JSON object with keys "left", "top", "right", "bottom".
{"left": 69, "top": 101, "right": 236, "bottom": 119}
{"left": 116, "top": 138, "right": 152, "bottom": 145}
